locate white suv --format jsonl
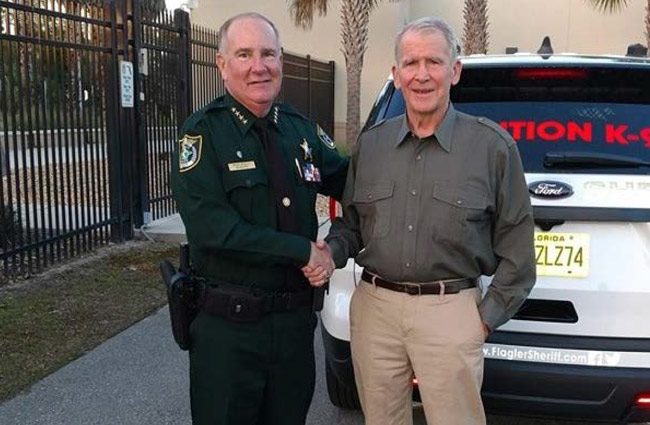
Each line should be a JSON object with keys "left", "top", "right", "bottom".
{"left": 321, "top": 54, "right": 650, "bottom": 423}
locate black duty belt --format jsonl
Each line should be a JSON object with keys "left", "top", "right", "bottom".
{"left": 361, "top": 270, "right": 477, "bottom": 296}
{"left": 199, "top": 285, "right": 312, "bottom": 323}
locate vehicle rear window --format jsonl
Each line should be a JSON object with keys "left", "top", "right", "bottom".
{"left": 376, "top": 65, "right": 650, "bottom": 175}
{"left": 458, "top": 101, "right": 650, "bottom": 174}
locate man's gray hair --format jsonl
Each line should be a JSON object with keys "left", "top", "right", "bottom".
{"left": 218, "top": 12, "right": 281, "bottom": 53}
{"left": 394, "top": 16, "right": 460, "bottom": 63}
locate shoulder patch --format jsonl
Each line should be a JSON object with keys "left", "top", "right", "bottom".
{"left": 178, "top": 134, "right": 203, "bottom": 172}
{"left": 317, "top": 125, "right": 336, "bottom": 149}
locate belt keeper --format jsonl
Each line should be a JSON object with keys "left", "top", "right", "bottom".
{"left": 439, "top": 282, "right": 445, "bottom": 296}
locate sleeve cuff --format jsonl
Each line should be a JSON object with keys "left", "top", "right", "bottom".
{"left": 294, "top": 237, "right": 312, "bottom": 268}
{"left": 478, "top": 293, "right": 507, "bottom": 332}
{"left": 327, "top": 238, "right": 348, "bottom": 269}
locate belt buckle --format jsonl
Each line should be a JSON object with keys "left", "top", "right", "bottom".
{"left": 402, "top": 282, "right": 422, "bottom": 296}
{"left": 227, "top": 295, "right": 262, "bottom": 323}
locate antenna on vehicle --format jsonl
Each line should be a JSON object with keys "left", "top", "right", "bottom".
{"left": 537, "top": 36, "right": 554, "bottom": 59}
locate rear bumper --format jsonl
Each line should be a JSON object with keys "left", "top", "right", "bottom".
{"left": 321, "top": 324, "right": 650, "bottom": 423}
{"left": 483, "top": 358, "right": 650, "bottom": 423}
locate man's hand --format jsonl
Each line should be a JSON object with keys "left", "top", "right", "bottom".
{"left": 482, "top": 322, "right": 491, "bottom": 340}
{"left": 302, "top": 240, "right": 335, "bottom": 287}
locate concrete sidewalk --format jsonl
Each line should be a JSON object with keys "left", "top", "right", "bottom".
{"left": 0, "top": 306, "right": 343, "bottom": 425}
{"left": 0, "top": 308, "right": 190, "bottom": 425}
{"left": 0, "top": 214, "right": 343, "bottom": 425}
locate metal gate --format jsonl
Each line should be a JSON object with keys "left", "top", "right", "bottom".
{"left": 0, "top": 0, "right": 134, "bottom": 277}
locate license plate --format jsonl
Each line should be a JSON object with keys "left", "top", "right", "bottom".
{"left": 534, "top": 232, "right": 590, "bottom": 278}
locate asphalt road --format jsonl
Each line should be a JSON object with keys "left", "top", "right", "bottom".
{"left": 0, "top": 307, "right": 612, "bottom": 425}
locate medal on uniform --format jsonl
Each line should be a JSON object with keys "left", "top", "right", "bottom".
{"left": 302, "top": 163, "right": 321, "bottom": 183}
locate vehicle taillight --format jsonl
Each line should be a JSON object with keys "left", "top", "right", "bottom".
{"left": 515, "top": 68, "right": 588, "bottom": 80}
{"left": 635, "top": 393, "right": 650, "bottom": 408}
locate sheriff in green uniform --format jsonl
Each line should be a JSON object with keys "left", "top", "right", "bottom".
{"left": 171, "top": 13, "right": 347, "bottom": 425}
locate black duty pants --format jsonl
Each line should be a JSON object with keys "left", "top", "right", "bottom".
{"left": 189, "top": 306, "right": 317, "bottom": 425}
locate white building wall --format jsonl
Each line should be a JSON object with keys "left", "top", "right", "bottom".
{"left": 188, "top": 0, "right": 647, "bottom": 144}
{"left": 410, "top": 0, "right": 645, "bottom": 55}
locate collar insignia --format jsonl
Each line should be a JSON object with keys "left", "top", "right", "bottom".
{"left": 272, "top": 106, "right": 279, "bottom": 125}
{"left": 178, "top": 134, "right": 202, "bottom": 172}
{"left": 230, "top": 106, "right": 249, "bottom": 125}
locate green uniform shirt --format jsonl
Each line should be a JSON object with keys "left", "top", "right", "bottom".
{"left": 171, "top": 93, "right": 348, "bottom": 291}
{"left": 327, "top": 104, "right": 536, "bottom": 330}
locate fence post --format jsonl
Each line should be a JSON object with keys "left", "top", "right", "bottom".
{"left": 175, "top": 9, "right": 192, "bottom": 131}
{"left": 329, "top": 60, "right": 335, "bottom": 136}
{"left": 105, "top": 0, "right": 123, "bottom": 243}
{"left": 106, "top": 0, "right": 135, "bottom": 242}
{"left": 307, "top": 54, "right": 312, "bottom": 119}
{"left": 131, "top": 0, "right": 147, "bottom": 228}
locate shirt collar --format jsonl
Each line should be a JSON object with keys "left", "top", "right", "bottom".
{"left": 394, "top": 103, "right": 457, "bottom": 152}
{"left": 225, "top": 92, "right": 281, "bottom": 135}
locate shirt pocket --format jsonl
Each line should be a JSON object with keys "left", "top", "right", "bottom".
{"left": 430, "top": 184, "right": 490, "bottom": 244}
{"left": 353, "top": 181, "right": 394, "bottom": 239}
{"left": 222, "top": 169, "right": 269, "bottom": 223}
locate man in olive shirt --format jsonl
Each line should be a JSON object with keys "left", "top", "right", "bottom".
{"left": 171, "top": 13, "right": 346, "bottom": 425}
{"left": 322, "top": 17, "right": 535, "bottom": 425}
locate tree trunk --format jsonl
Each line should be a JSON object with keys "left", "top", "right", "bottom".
{"left": 646, "top": 0, "right": 650, "bottom": 52}
{"left": 345, "top": 57, "right": 362, "bottom": 152}
{"left": 462, "top": 0, "right": 489, "bottom": 55}
{"left": 340, "top": 0, "right": 371, "bottom": 150}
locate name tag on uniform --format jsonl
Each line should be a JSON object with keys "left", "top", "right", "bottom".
{"left": 228, "top": 161, "right": 256, "bottom": 171}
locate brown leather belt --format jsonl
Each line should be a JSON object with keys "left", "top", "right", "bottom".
{"left": 361, "top": 270, "right": 477, "bottom": 295}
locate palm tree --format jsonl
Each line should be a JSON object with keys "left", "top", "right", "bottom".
{"left": 588, "top": 0, "right": 650, "bottom": 52}
{"left": 290, "top": 0, "right": 393, "bottom": 150}
{"left": 462, "top": 0, "right": 489, "bottom": 54}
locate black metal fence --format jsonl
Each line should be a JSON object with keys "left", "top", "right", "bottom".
{"left": 0, "top": 0, "right": 124, "bottom": 277}
{"left": 280, "top": 53, "right": 336, "bottom": 136}
{"left": 0, "top": 0, "right": 335, "bottom": 278}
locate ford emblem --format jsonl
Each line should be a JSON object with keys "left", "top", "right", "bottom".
{"left": 528, "top": 181, "right": 574, "bottom": 199}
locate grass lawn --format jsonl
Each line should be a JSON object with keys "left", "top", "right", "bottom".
{"left": 0, "top": 241, "right": 176, "bottom": 402}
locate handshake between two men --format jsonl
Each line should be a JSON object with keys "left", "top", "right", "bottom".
{"left": 302, "top": 240, "right": 335, "bottom": 288}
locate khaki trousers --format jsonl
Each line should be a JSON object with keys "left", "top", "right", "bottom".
{"left": 350, "top": 279, "right": 486, "bottom": 425}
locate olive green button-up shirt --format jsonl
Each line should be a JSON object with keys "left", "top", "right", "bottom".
{"left": 327, "top": 104, "right": 535, "bottom": 330}
{"left": 171, "top": 94, "right": 348, "bottom": 291}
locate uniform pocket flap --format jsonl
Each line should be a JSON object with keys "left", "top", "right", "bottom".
{"left": 353, "top": 182, "right": 394, "bottom": 204}
{"left": 433, "top": 184, "right": 487, "bottom": 210}
{"left": 222, "top": 169, "right": 268, "bottom": 192}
